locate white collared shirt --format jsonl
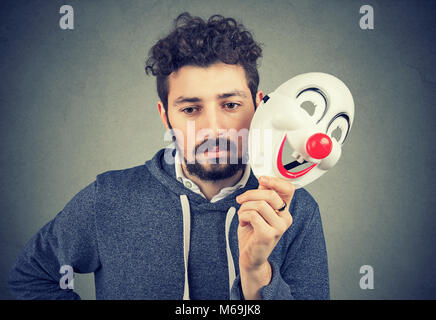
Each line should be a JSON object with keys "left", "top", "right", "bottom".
{"left": 173, "top": 147, "right": 251, "bottom": 203}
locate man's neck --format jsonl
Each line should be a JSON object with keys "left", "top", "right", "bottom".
{"left": 180, "top": 164, "right": 244, "bottom": 201}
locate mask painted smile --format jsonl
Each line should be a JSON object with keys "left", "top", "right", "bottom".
{"left": 276, "top": 134, "right": 317, "bottom": 179}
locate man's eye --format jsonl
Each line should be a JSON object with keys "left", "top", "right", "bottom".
{"left": 224, "top": 103, "right": 240, "bottom": 110}
{"left": 182, "top": 107, "right": 198, "bottom": 114}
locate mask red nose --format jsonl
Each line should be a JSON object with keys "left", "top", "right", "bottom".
{"left": 306, "top": 133, "right": 332, "bottom": 159}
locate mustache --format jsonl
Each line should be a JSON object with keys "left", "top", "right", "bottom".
{"left": 195, "top": 137, "right": 237, "bottom": 154}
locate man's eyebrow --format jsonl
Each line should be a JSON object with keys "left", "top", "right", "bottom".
{"left": 173, "top": 90, "right": 248, "bottom": 106}
{"left": 217, "top": 90, "right": 248, "bottom": 99}
{"left": 174, "top": 96, "right": 202, "bottom": 105}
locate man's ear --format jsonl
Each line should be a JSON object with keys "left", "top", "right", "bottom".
{"left": 157, "top": 101, "right": 169, "bottom": 130}
{"left": 255, "top": 90, "right": 264, "bottom": 108}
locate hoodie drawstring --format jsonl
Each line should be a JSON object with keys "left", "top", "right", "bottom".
{"left": 180, "top": 195, "right": 191, "bottom": 300}
{"left": 179, "top": 194, "right": 236, "bottom": 300}
{"left": 225, "top": 206, "right": 237, "bottom": 293}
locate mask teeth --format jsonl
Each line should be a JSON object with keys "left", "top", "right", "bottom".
{"left": 291, "top": 151, "right": 305, "bottom": 164}
{"left": 296, "top": 154, "right": 305, "bottom": 164}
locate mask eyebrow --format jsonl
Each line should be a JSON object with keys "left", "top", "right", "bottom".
{"left": 217, "top": 90, "right": 248, "bottom": 99}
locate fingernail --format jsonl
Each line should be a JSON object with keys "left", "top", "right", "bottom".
{"left": 259, "top": 176, "right": 268, "bottom": 184}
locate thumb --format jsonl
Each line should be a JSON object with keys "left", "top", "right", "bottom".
{"left": 258, "top": 177, "right": 270, "bottom": 190}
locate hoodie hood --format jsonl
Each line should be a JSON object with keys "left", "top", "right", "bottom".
{"left": 145, "top": 147, "right": 259, "bottom": 299}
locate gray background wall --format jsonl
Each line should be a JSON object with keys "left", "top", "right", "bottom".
{"left": 1, "top": 0, "right": 435, "bottom": 299}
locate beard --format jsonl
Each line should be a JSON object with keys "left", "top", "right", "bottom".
{"left": 178, "top": 137, "right": 247, "bottom": 182}
{"left": 185, "top": 158, "right": 245, "bottom": 181}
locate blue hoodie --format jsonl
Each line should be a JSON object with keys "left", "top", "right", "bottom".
{"left": 8, "top": 148, "right": 329, "bottom": 300}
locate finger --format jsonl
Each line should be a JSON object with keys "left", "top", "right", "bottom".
{"left": 239, "top": 178, "right": 294, "bottom": 228}
{"left": 239, "top": 200, "right": 284, "bottom": 230}
{"left": 258, "top": 176, "right": 296, "bottom": 202}
{"left": 238, "top": 210, "right": 274, "bottom": 234}
{"left": 236, "top": 189, "right": 285, "bottom": 211}
{"left": 258, "top": 182, "right": 268, "bottom": 191}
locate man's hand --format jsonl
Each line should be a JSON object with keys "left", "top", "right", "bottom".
{"left": 235, "top": 176, "right": 295, "bottom": 299}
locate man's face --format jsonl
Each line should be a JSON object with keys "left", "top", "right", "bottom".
{"left": 159, "top": 62, "right": 262, "bottom": 181}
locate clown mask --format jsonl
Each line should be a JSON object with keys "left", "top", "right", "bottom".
{"left": 248, "top": 72, "right": 355, "bottom": 189}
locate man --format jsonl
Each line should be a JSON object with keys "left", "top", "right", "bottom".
{"left": 8, "top": 12, "right": 329, "bottom": 300}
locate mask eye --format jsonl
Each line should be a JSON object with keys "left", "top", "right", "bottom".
{"left": 331, "top": 126, "right": 342, "bottom": 141}
{"left": 296, "top": 88, "right": 327, "bottom": 122}
{"left": 300, "top": 101, "right": 316, "bottom": 116}
{"left": 327, "top": 115, "right": 349, "bottom": 144}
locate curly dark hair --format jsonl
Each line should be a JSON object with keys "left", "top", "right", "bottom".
{"left": 145, "top": 12, "right": 262, "bottom": 113}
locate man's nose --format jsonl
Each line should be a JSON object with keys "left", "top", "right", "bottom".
{"left": 191, "top": 107, "right": 223, "bottom": 143}
{"left": 201, "top": 107, "right": 225, "bottom": 138}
